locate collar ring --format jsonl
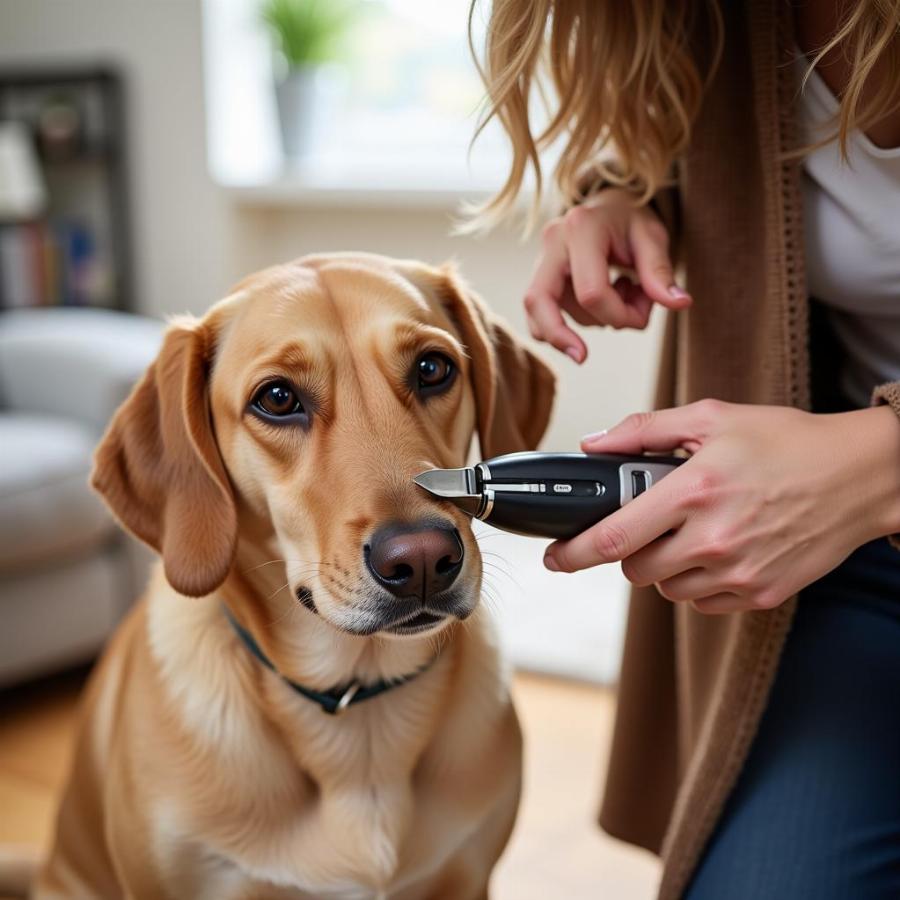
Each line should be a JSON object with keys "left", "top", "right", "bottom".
{"left": 333, "top": 681, "right": 362, "bottom": 715}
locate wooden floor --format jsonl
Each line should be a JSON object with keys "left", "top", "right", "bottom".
{"left": 0, "top": 668, "right": 660, "bottom": 899}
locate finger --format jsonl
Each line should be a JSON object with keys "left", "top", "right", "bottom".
{"left": 620, "top": 531, "right": 698, "bottom": 587}
{"left": 565, "top": 213, "right": 634, "bottom": 329}
{"left": 629, "top": 214, "right": 692, "bottom": 310}
{"left": 655, "top": 566, "right": 727, "bottom": 603}
{"left": 582, "top": 277, "right": 653, "bottom": 330}
{"left": 690, "top": 589, "right": 785, "bottom": 614}
{"left": 617, "top": 276, "right": 653, "bottom": 330}
{"left": 525, "top": 245, "right": 588, "bottom": 363}
{"left": 560, "top": 284, "right": 599, "bottom": 326}
{"left": 544, "top": 485, "right": 686, "bottom": 572}
{"left": 561, "top": 277, "right": 649, "bottom": 328}
{"left": 580, "top": 400, "right": 726, "bottom": 455}
{"left": 565, "top": 213, "right": 652, "bottom": 330}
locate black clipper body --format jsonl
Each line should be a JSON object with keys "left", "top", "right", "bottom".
{"left": 414, "top": 451, "right": 683, "bottom": 540}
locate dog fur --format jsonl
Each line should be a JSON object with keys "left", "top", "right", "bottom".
{"left": 28, "top": 253, "right": 555, "bottom": 899}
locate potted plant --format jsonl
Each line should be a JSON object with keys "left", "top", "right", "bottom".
{"left": 261, "top": 0, "right": 355, "bottom": 160}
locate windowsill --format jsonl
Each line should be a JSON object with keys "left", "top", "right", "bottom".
{"left": 215, "top": 159, "right": 528, "bottom": 211}
{"left": 221, "top": 173, "right": 491, "bottom": 210}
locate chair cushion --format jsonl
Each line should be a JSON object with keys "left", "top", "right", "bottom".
{"left": 0, "top": 413, "right": 115, "bottom": 572}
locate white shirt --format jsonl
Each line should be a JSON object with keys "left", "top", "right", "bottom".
{"left": 796, "top": 54, "right": 900, "bottom": 407}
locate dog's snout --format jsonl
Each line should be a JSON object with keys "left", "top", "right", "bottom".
{"left": 366, "top": 523, "right": 464, "bottom": 599}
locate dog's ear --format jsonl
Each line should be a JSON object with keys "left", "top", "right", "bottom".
{"left": 91, "top": 318, "right": 237, "bottom": 597}
{"left": 433, "top": 264, "right": 556, "bottom": 458}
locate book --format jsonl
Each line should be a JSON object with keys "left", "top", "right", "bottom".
{"left": 0, "top": 226, "right": 36, "bottom": 307}
{"left": 0, "top": 220, "right": 102, "bottom": 308}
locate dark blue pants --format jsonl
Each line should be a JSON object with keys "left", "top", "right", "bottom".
{"left": 686, "top": 537, "right": 900, "bottom": 899}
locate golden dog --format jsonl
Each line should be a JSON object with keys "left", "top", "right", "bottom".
{"left": 33, "top": 253, "right": 555, "bottom": 899}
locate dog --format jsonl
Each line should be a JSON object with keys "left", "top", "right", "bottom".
{"left": 31, "top": 253, "right": 555, "bottom": 899}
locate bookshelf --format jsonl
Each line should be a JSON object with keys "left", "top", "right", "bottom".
{"left": 0, "top": 66, "right": 133, "bottom": 312}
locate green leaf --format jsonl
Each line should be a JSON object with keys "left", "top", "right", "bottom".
{"left": 260, "top": 0, "right": 357, "bottom": 67}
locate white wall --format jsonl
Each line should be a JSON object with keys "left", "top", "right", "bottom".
{"left": 0, "top": 0, "right": 665, "bottom": 681}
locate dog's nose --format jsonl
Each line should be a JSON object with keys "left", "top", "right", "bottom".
{"left": 366, "top": 523, "right": 464, "bottom": 599}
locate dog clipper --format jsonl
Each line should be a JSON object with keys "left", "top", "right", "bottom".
{"left": 414, "top": 451, "right": 683, "bottom": 540}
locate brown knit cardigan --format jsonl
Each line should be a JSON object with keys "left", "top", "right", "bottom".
{"left": 596, "top": 2, "right": 900, "bottom": 898}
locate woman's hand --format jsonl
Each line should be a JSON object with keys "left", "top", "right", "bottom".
{"left": 543, "top": 400, "right": 900, "bottom": 614}
{"left": 525, "top": 188, "right": 691, "bottom": 363}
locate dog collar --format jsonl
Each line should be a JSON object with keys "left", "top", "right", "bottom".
{"left": 222, "top": 606, "right": 439, "bottom": 716}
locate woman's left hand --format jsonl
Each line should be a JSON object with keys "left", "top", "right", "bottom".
{"left": 543, "top": 400, "right": 900, "bottom": 613}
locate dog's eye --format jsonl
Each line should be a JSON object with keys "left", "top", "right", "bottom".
{"left": 416, "top": 353, "right": 455, "bottom": 394}
{"left": 251, "top": 381, "right": 305, "bottom": 420}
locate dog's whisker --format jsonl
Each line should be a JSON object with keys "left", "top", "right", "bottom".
{"left": 282, "top": 598, "right": 303, "bottom": 630}
{"left": 480, "top": 568, "right": 506, "bottom": 595}
{"left": 267, "top": 603, "right": 297, "bottom": 629}
{"left": 241, "top": 558, "right": 337, "bottom": 575}
{"left": 455, "top": 614, "right": 476, "bottom": 642}
{"left": 284, "top": 564, "right": 328, "bottom": 577}
{"left": 243, "top": 559, "right": 316, "bottom": 573}
{"left": 472, "top": 530, "right": 509, "bottom": 541}
{"left": 480, "top": 549, "right": 513, "bottom": 564}
{"left": 479, "top": 586, "right": 501, "bottom": 614}
{"left": 267, "top": 588, "right": 315, "bottom": 628}
{"left": 242, "top": 559, "right": 291, "bottom": 574}
{"left": 481, "top": 560, "right": 522, "bottom": 594}
{"left": 480, "top": 550, "right": 515, "bottom": 567}
{"left": 479, "top": 571, "right": 505, "bottom": 608}
{"left": 481, "top": 574, "right": 513, "bottom": 599}
{"left": 264, "top": 581, "right": 296, "bottom": 604}
{"left": 479, "top": 555, "right": 521, "bottom": 587}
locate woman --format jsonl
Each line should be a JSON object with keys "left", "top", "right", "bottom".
{"left": 471, "top": 1, "right": 900, "bottom": 897}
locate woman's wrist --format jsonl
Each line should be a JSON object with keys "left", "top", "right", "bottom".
{"left": 841, "top": 405, "right": 900, "bottom": 540}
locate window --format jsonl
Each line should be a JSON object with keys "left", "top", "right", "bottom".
{"left": 203, "top": 0, "right": 517, "bottom": 201}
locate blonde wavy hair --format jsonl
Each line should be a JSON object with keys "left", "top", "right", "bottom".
{"left": 468, "top": 0, "right": 900, "bottom": 231}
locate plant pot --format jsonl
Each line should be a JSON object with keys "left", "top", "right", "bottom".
{"left": 274, "top": 65, "right": 328, "bottom": 160}
{"left": 274, "top": 63, "right": 347, "bottom": 163}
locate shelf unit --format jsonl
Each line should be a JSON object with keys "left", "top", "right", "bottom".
{"left": 0, "top": 66, "right": 133, "bottom": 311}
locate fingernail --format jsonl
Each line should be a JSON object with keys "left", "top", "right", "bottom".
{"left": 582, "top": 429, "right": 608, "bottom": 443}
{"left": 544, "top": 553, "right": 560, "bottom": 572}
{"left": 565, "top": 347, "right": 582, "bottom": 362}
{"left": 668, "top": 284, "right": 689, "bottom": 300}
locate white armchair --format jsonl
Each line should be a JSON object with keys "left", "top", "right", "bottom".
{"left": 0, "top": 308, "right": 163, "bottom": 687}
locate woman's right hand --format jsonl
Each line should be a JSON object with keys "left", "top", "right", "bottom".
{"left": 524, "top": 187, "right": 692, "bottom": 363}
